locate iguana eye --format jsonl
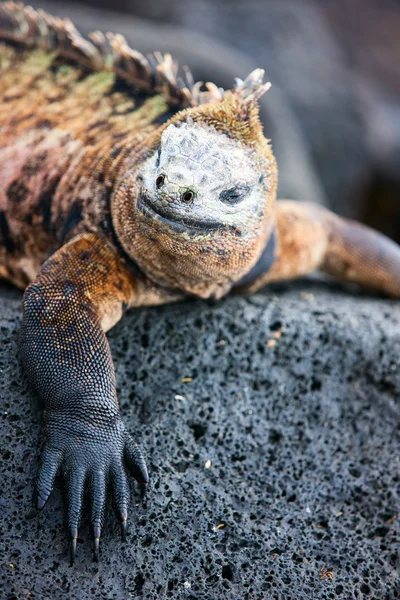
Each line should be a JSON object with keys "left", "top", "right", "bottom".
{"left": 156, "top": 174, "right": 165, "bottom": 188}
{"left": 219, "top": 185, "right": 250, "bottom": 205}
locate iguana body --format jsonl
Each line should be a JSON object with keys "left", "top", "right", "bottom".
{"left": 1, "top": 2, "right": 399, "bottom": 563}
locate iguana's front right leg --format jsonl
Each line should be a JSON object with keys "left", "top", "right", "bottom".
{"left": 244, "top": 201, "right": 400, "bottom": 298}
{"left": 19, "top": 233, "right": 150, "bottom": 563}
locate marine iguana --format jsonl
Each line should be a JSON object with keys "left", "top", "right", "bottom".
{"left": 0, "top": 1, "right": 399, "bottom": 564}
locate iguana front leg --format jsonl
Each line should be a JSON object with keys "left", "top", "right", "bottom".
{"left": 19, "top": 233, "right": 149, "bottom": 563}
{"left": 244, "top": 200, "right": 400, "bottom": 297}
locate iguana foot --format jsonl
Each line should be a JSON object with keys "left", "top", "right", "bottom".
{"left": 33, "top": 416, "right": 148, "bottom": 564}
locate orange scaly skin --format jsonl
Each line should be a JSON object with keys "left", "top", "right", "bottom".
{"left": 0, "top": 2, "right": 399, "bottom": 564}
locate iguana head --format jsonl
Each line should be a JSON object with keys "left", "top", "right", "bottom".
{"left": 138, "top": 118, "right": 268, "bottom": 232}
{"left": 113, "top": 77, "right": 277, "bottom": 298}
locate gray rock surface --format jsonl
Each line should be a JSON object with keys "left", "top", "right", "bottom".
{"left": 1, "top": 280, "right": 399, "bottom": 599}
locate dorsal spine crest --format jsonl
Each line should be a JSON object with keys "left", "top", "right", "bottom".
{"left": 0, "top": 2, "right": 271, "bottom": 109}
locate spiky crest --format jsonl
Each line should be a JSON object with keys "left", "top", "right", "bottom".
{"left": 0, "top": 2, "right": 271, "bottom": 108}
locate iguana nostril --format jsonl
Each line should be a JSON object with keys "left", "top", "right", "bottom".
{"left": 181, "top": 190, "right": 195, "bottom": 203}
{"left": 155, "top": 174, "right": 165, "bottom": 188}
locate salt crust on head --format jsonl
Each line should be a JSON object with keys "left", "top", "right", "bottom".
{"left": 154, "top": 121, "right": 263, "bottom": 197}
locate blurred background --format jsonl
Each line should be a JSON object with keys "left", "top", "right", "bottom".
{"left": 35, "top": 0, "right": 400, "bottom": 241}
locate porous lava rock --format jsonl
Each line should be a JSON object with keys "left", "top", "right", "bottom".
{"left": 1, "top": 280, "right": 399, "bottom": 599}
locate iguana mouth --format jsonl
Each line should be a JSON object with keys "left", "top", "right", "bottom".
{"left": 137, "top": 193, "right": 223, "bottom": 233}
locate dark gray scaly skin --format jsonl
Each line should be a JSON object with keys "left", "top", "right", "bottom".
{"left": 0, "top": 2, "right": 399, "bottom": 564}
{"left": 19, "top": 236, "right": 149, "bottom": 563}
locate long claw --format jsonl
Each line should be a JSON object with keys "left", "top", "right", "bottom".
{"left": 66, "top": 470, "right": 85, "bottom": 564}
{"left": 93, "top": 536, "right": 100, "bottom": 562}
{"left": 139, "top": 482, "right": 147, "bottom": 501}
{"left": 111, "top": 461, "right": 130, "bottom": 540}
{"left": 70, "top": 535, "right": 77, "bottom": 566}
{"left": 34, "top": 448, "right": 62, "bottom": 510}
{"left": 93, "top": 523, "right": 101, "bottom": 562}
{"left": 125, "top": 438, "right": 149, "bottom": 484}
{"left": 121, "top": 517, "right": 127, "bottom": 542}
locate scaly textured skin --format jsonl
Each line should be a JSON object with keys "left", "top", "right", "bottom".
{"left": 19, "top": 234, "right": 149, "bottom": 562}
{"left": 0, "top": 2, "right": 399, "bottom": 563}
